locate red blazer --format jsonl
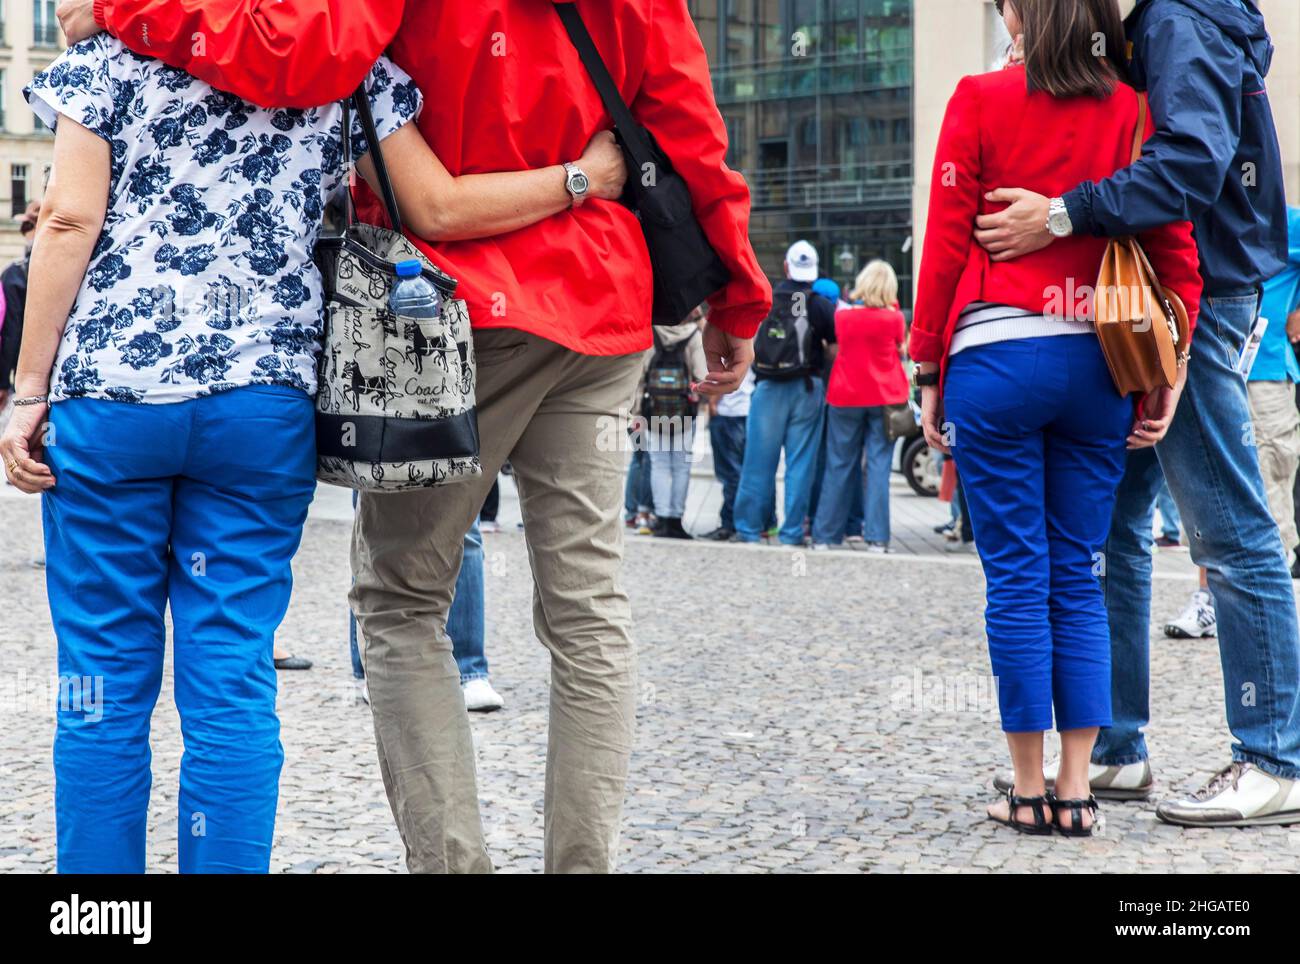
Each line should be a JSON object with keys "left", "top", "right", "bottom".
{"left": 94, "top": 0, "right": 773, "bottom": 355}
{"left": 910, "top": 66, "right": 1202, "bottom": 376}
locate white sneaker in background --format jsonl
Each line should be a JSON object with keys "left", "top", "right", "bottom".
{"left": 479, "top": 519, "right": 501, "bottom": 534}
{"left": 463, "top": 677, "right": 505, "bottom": 713}
{"left": 1164, "top": 588, "right": 1216, "bottom": 638}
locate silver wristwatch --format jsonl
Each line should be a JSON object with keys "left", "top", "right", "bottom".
{"left": 1046, "top": 197, "right": 1073, "bottom": 238}
{"left": 563, "top": 161, "right": 591, "bottom": 207}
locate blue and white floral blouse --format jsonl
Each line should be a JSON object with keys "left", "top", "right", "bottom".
{"left": 25, "top": 35, "right": 422, "bottom": 404}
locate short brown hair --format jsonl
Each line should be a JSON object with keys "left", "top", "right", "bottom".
{"left": 1013, "top": 0, "right": 1130, "bottom": 99}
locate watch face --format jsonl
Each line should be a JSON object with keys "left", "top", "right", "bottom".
{"left": 570, "top": 172, "right": 590, "bottom": 196}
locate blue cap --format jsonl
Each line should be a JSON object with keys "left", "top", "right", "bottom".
{"left": 395, "top": 259, "right": 423, "bottom": 279}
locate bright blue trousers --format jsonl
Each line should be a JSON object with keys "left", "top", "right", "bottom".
{"left": 43, "top": 386, "right": 316, "bottom": 873}
{"left": 944, "top": 336, "right": 1131, "bottom": 732}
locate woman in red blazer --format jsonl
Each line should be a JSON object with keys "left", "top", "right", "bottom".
{"left": 910, "top": 0, "right": 1201, "bottom": 837}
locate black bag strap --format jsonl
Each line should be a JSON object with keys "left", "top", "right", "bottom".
{"left": 553, "top": 3, "right": 655, "bottom": 170}
{"left": 343, "top": 83, "right": 404, "bottom": 236}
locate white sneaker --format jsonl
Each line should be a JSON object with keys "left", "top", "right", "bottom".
{"left": 463, "top": 677, "right": 504, "bottom": 713}
{"left": 865, "top": 542, "right": 889, "bottom": 554}
{"left": 993, "top": 757, "right": 1153, "bottom": 800}
{"left": 1164, "top": 589, "right": 1216, "bottom": 638}
{"left": 479, "top": 519, "right": 501, "bottom": 534}
{"left": 1156, "top": 762, "right": 1300, "bottom": 827}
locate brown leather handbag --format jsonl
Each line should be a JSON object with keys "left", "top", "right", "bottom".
{"left": 1093, "top": 95, "right": 1191, "bottom": 395}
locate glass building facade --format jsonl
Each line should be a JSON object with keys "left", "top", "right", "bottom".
{"left": 687, "top": 0, "right": 914, "bottom": 305}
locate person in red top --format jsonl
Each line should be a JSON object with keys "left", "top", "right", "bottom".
{"left": 61, "top": 0, "right": 771, "bottom": 873}
{"left": 910, "top": 0, "right": 1201, "bottom": 837}
{"left": 811, "top": 260, "right": 908, "bottom": 551}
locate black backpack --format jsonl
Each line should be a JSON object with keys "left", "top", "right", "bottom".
{"left": 752, "top": 288, "right": 812, "bottom": 380}
{"left": 642, "top": 331, "right": 695, "bottom": 421}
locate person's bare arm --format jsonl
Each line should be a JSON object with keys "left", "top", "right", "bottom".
{"left": 355, "top": 127, "right": 627, "bottom": 242}
{"left": 0, "top": 118, "right": 110, "bottom": 492}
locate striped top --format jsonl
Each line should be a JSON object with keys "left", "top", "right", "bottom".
{"left": 948, "top": 302, "right": 1094, "bottom": 357}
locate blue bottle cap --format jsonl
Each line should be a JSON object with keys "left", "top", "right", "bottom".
{"left": 395, "top": 259, "right": 423, "bottom": 279}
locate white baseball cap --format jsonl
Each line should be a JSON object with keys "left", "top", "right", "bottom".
{"left": 785, "top": 240, "right": 819, "bottom": 282}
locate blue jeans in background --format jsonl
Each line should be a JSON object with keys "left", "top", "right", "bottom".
{"left": 709, "top": 414, "right": 746, "bottom": 530}
{"left": 945, "top": 335, "right": 1130, "bottom": 732}
{"left": 623, "top": 447, "right": 653, "bottom": 518}
{"left": 44, "top": 386, "right": 316, "bottom": 873}
{"left": 809, "top": 414, "right": 864, "bottom": 538}
{"left": 351, "top": 519, "right": 488, "bottom": 683}
{"left": 1097, "top": 292, "right": 1300, "bottom": 777}
{"left": 733, "top": 377, "right": 825, "bottom": 544}
{"left": 812, "top": 405, "right": 892, "bottom": 545}
{"left": 650, "top": 425, "right": 694, "bottom": 519}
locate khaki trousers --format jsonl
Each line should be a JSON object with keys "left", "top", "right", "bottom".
{"left": 351, "top": 329, "right": 643, "bottom": 873}
{"left": 1248, "top": 380, "right": 1300, "bottom": 557}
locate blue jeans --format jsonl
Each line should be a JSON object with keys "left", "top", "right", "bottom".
{"left": 351, "top": 519, "right": 487, "bottom": 683}
{"left": 650, "top": 425, "right": 693, "bottom": 518}
{"left": 1097, "top": 292, "right": 1300, "bottom": 777}
{"left": 709, "top": 414, "right": 746, "bottom": 530}
{"left": 733, "top": 377, "right": 826, "bottom": 544}
{"left": 43, "top": 386, "right": 316, "bottom": 873}
{"left": 945, "top": 336, "right": 1131, "bottom": 732}
{"left": 1155, "top": 478, "right": 1182, "bottom": 539}
{"left": 809, "top": 415, "right": 864, "bottom": 538}
{"left": 812, "top": 405, "right": 892, "bottom": 544}
{"left": 623, "top": 447, "right": 652, "bottom": 517}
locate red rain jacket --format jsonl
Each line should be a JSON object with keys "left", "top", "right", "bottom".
{"left": 92, "top": 0, "right": 772, "bottom": 355}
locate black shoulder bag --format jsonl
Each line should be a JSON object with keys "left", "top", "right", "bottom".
{"left": 554, "top": 2, "right": 731, "bottom": 326}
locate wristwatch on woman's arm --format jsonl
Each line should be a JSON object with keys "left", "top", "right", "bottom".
{"left": 911, "top": 367, "right": 939, "bottom": 388}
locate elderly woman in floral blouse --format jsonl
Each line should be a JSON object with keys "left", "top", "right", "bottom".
{"left": 0, "top": 35, "right": 625, "bottom": 873}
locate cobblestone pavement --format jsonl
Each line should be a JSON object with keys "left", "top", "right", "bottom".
{"left": 2, "top": 479, "right": 1297, "bottom": 873}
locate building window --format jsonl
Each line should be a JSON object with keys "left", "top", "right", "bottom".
{"left": 31, "top": 70, "right": 47, "bottom": 131}
{"left": 11, "top": 163, "right": 28, "bottom": 218}
{"left": 33, "top": 0, "right": 58, "bottom": 47}
{"left": 0, "top": 70, "right": 6, "bottom": 131}
{"left": 0, "top": 0, "right": 8, "bottom": 46}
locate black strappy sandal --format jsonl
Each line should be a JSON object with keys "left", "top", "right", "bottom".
{"left": 1048, "top": 792, "right": 1099, "bottom": 837}
{"left": 988, "top": 788, "right": 1053, "bottom": 835}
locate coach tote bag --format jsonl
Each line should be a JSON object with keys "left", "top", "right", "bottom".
{"left": 312, "top": 86, "right": 481, "bottom": 492}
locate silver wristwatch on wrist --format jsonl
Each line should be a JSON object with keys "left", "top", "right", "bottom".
{"left": 563, "top": 161, "right": 591, "bottom": 207}
{"left": 1046, "top": 197, "right": 1073, "bottom": 238}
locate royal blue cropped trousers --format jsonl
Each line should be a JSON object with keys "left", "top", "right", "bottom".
{"left": 42, "top": 386, "right": 316, "bottom": 873}
{"left": 943, "top": 335, "right": 1131, "bottom": 732}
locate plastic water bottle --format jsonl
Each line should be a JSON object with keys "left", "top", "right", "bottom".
{"left": 389, "top": 258, "right": 442, "bottom": 337}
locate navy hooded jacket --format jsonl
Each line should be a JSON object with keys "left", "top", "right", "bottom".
{"left": 1063, "top": 0, "right": 1288, "bottom": 293}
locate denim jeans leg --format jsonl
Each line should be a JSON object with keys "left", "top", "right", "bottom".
{"left": 779, "top": 380, "right": 825, "bottom": 545}
{"left": 846, "top": 456, "right": 865, "bottom": 539}
{"left": 709, "top": 415, "right": 745, "bottom": 530}
{"left": 450, "top": 521, "right": 489, "bottom": 682}
{"left": 812, "top": 405, "right": 865, "bottom": 544}
{"left": 1095, "top": 447, "right": 1164, "bottom": 765}
{"left": 733, "top": 380, "right": 787, "bottom": 541}
{"left": 669, "top": 425, "right": 694, "bottom": 518}
{"left": 1157, "top": 293, "right": 1300, "bottom": 778}
{"left": 649, "top": 448, "right": 673, "bottom": 518}
{"left": 862, "top": 406, "right": 894, "bottom": 544}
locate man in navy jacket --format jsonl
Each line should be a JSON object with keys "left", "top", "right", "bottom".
{"left": 979, "top": 0, "right": 1300, "bottom": 828}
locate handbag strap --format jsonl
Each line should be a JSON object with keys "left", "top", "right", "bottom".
{"left": 1130, "top": 94, "right": 1148, "bottom": 166}
{"left": 344, "top": 83, "right": 405, "bottom": 235}
{"left": 553, "top": 2, "right": 655, "bottom": 170}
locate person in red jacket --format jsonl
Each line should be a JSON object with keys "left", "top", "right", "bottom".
{"left": 910, "top": 0, "right": 1201, "bottom": 837}
{"left": 60, "top": 0, "right": 771, "bottom": 873}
